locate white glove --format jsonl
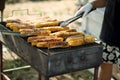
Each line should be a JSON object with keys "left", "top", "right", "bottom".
{"left": 75, "top": 3, "right": 93, "bottom": 17}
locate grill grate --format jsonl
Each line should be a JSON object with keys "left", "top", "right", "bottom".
{"left": 0, "top": 15, "right": 103, "bottom": 80}
{"left": 0, "top": 23, "right": 103, "bottom": 78}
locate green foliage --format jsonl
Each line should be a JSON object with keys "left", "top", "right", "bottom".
{"left": 87, "top": 76, "right": 94, "bottom": 80}
{"left": 3, "top": 59, "right": 33, "bottom": 80}
{"left": 3, "top": 59, "right": 26, "bottom": 69}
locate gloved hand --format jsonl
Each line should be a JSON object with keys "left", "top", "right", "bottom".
{"left": 74, "top": 3, "right": 93, "bottom": 17}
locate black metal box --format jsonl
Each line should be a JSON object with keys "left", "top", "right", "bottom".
{"left": 1, "top": 33, "right": 103, "bottom": 77}
{"left": 0, "top": 22, "right": 103, "bottom": 77}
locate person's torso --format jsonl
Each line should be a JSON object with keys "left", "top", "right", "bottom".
{"left": 100, "top": 0, "right": 120, "bottom": 47}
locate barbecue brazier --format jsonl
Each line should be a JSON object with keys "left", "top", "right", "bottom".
{"left": 0, "top": 22, "right": 103, "bottom": 80}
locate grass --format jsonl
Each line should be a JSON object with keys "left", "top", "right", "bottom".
{"left": 3, "top": 59, "right": 93, "bottom": 80}
{"left": 3, "top": 59, "right": 37, "bottom": 80}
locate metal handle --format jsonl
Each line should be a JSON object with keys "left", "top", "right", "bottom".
{"left": 65, "top": 12, "right": 84, "bottom": 24}
{"left": 0, "top": 23, "right": 10, "bottom": 31}
{"left": 59, "top": 12, "right": 84, "bottom": 27}
{"left": 59, "top": 8, "right": 95, "bottom": 27}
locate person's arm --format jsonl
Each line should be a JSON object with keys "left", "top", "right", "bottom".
{"left": 75, "top": 0, "right": 107, "bottom": 17}
{"left": 91, "top": 0, "right": 107, "bottom": 8}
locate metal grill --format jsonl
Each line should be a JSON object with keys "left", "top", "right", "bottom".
{"left": 0, "top": 22, "right": 103, "bottom": 80}
{"left": 0, "top": 1, "right": 103, "bottom": 80}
